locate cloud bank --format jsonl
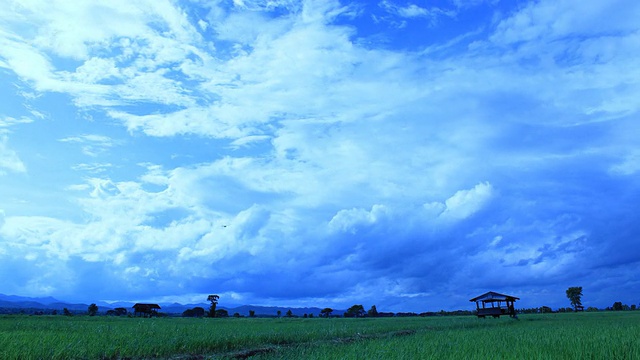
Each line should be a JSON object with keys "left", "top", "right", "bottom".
{"left": 0, "top": 0, "right": 639, "bottom": 311}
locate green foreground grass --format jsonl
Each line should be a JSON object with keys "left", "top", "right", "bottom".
{"left": 1, "top": 311, "right": 639, "bottom": 359}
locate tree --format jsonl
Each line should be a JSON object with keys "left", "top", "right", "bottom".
{"left": 88, "top": 304, "right": 98, "bottom": 316}
{"left": 207, "top": 294, "right": 220, "bottom": 318}
{"left": 63, "top": 308, "right": 72, "bottom": 316}
{"left": 344, "top": 304, "right": 365, "bottom": 318}
{"left": 613, "top": 302, "right": 624, "bottom": 311}
{"left": 215, "top": 309, "right": 229, "bottom": 317}
{"left": 286, "top": 309, "right": 293, "bottom": 317}
{"left": 368, "top": 305, "right": 379, "bottom": 317}
{"left": 565, "top": 287, "right": 583, "bottom": 311}
{"left": 182, "top": 307, "right": 205, "bottom": 318}
{"left": 249, "top": 310, "right": 255, "bottom": 317}
{"left": 114, "top": 307, "right": 128, "bottom": 316}
{"left": 320, "top": 308, "right": 333, "bottom": 318}
{"left": 277, "top": 310, "right": 281, "bottom": 317}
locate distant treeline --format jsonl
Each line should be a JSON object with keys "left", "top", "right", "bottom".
{"left": 3, "top": 302, "right": 638, "bottom": 317}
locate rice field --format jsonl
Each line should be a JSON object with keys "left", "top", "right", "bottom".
{"left": 1, "top": 311, "right": 639, "bottom": 359}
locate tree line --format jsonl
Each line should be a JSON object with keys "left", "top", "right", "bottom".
{"left": 7, "top": 288, "right": 639, "bottom": 316}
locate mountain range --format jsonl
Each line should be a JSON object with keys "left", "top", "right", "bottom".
{"left": 0, "top": 293, "right": 342, "bottom": 316}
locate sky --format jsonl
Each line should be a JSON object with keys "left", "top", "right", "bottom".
{"left": 0, "top": 0, "right": 639, "bottom": 313}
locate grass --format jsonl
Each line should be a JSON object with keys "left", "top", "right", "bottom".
{"left": 1, "top": 311, "right": 639, "bottom": 359}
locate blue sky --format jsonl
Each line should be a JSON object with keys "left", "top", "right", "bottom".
{"left": 1, "top": 0, "right": 639, "bottom": 312}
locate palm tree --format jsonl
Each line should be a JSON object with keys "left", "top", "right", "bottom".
{"left": 207, "top": 294, "right": 220, "bottom": 317}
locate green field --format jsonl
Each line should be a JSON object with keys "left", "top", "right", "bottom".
{"left": 1, "top": 312, "right": 639, "bottom": 359}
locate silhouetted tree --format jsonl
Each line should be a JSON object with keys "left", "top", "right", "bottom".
{"left": 344, "top": 304, "right": 365, "bottom": 318}
{"left": 207, "top": 294, "right": 220, "bottom": 317}
{"left": 320, "top": 308, "right": 333, "bottom": 318}
{"left": 193, "top": 307, "right": 205, "bottom": 317}
{"left": 566, "top": 287, "right": 583, "bottom": 311}
{"left": 309, "top": 313, "right": 314, "bottom": 318}
{"left": 215, "top": 309, "right": 229, "bottom": 317}
{"left": 613, "top": 302, "right": 624, "bottom": 311}
{"left": 277, "top": 310, "right": 281, "bottom": 317}
{"left": 233, "top": 312, "right": 240, "bottom": 318}
{"left": 286, "top": 309, "right": 293, "bottom": 317}
{"left": 249, "top": 310, "right": 255, "bottom": 317}
{"left": 368, "top": 305, "right": 378, "bottom": 317}
{"left": 63, "top": 308, "right": 72, "bottom": 316}
{"left": 114, "top": 307, "right": 127, "bottom": 316}
{"left": 182, "top": 307, "right": 205, "bottom": 318}
{"left": 88, "top": 304, "right": 98, "bottom": 316}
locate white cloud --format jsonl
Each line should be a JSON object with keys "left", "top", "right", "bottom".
{"left": 378, "top": 1, "right": 455, "bottom": 23}
{"left": 59, "top": 134, "right": 117, "bottom": 157}
{"left": 610, "top": 150, "right": 640, "bottom": 176}
{"left": 0, "top": 135, "right": 26, "bottom": 174}
{"left": 439, "top": 182, "right": 494, "bottom": 220}
{"left": 491, "top": 0, "right": 640, "bottom": 45}
{"left": 329, "top": 204, "right": 389, "bottom": 233}
{"left": 0, "top": 0, "right": 639, "bottom": 309}
{"left": 0, "top": 116, "right": 34, "bottom": 128}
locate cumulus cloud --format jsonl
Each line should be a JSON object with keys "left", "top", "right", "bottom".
{"left": 0, "top": 0, "right": 639, "bottom": 311}
{"left": 439, "top": 182, "right": 494, "bottom": 220}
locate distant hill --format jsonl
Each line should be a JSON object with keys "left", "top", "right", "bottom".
{"left": 0, "top": 294, "right": 61, "bottom": 305}
{"left": 0, "top": 293, "right": 345, "bottom": 316}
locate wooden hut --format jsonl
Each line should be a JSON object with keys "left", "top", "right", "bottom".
{"left": 132, "top": 303, "right": 161, "bottom": 317}
{"left": 470, "top": 291, "right": 519, "bottom": 318}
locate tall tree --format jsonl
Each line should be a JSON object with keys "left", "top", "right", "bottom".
{"left": 368, "top": 305, "right": 378, "bottom": 317}
{"left": 565, "top": 287, "right": 583, "bottom": 311}
{"left": 320, "top": 308, "right": 333, "bottom": 318}
{"left": 207, "top": 294, "right": 220, "bottom": 318}
{"left": 87, "top": 303, "right": 98, "bottom": 316}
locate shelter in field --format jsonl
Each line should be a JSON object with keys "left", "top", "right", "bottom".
{"left": 132, "top": 303, "right": 161, "bottom": 317}
{"left": 470, "top": 291, "right": 519, "bottom": 318}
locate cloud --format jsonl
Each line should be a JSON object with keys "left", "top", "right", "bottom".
{"left": 491, "top": 0, "right": 640, "bottom": 45}
{"left": 439, "top": 182, "right": 494, "bottom": 220}
{"left": 0, "top": 116, "right": 33, "bottom": 128}
{"left": 0, "top": 135, "right": 26, "bottom": 174}
{"left": 379, "top": 1, "right": 454, "bottom": 19}
{"left": 0, "top": 0, "right": 639, "bottom": 311}
{"left": 59, "top": 134, "right": 117, "bottom": 157}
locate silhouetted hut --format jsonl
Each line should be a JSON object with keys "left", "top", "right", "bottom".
{"left": 470, "top": 291, "right": 519, "bottom": 318}
{"left": 132, "top": 303, "right": 161, "bottom": 317}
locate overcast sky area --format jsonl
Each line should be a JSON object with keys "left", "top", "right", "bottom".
{"left": 0, "top": 0, "right": 639, "bottom": 312}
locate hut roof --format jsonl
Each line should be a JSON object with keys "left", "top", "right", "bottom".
{"left": 469, "top": 291, "right": 519, "bottom": 302}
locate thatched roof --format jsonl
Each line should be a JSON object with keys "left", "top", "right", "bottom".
{"left": 469, "top": 291, "right": 519, "bottom": 302}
